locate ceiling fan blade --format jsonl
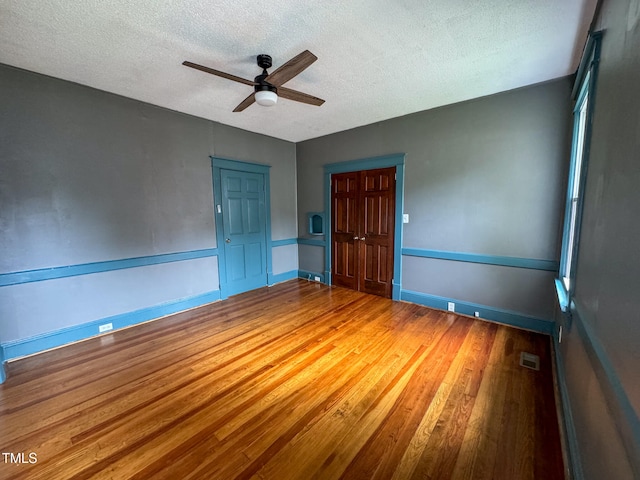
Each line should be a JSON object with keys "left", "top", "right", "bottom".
{"left": 264, "top": 50, "right": 317, "bottom": 87}
{"left": 233, "top": 92, "right": 256, "bottom": 112}
{"left": 183, "top": 61, "right": 256, "bottom": 86}
{"left": 278, "top": 87, "right": 325, "bottom": 106}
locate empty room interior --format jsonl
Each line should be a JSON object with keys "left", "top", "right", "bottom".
{"left": 1, "top": 0, "right": 639, "bottom": 479}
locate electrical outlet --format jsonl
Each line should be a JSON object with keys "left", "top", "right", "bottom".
{"left": 314, "top": 276, "right": 321, "bottom": 282}
{"left": 447, "top": 302, "right": 455, "bottom": 312}
{"left": 520, "top": 352, "right": 540, "bottom": 371}
{"left": 99, "top": 323, "right": 113, "bottom": 333}
{"left": 474, "top": 311, "right": 480, "bottom": 318}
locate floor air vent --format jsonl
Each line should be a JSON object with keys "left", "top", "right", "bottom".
{"left": 519, "top": 352, "right": 540, "bottom": 371}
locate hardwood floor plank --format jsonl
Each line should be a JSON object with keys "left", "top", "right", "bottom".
{"left": 255, "top": 307, "right": 442, "bottom": 480}
{"left": 391, "top": 320, "right": 497, "bottom": 480}
{"left": 36, "top": 322, "right": 360, "bottom": 477}
{"left": 195, "top": 306, "right": 428, "bottom": 478}
{"left": 408, "top": 322, "right": 498, "bottom": 480}
{"left": 84, "top": 348, "right": 359, "bottom": 480}
{"left": 338, "top": 317, "right": 475, "bottom": 480}
{"left": 68, "top": 293, "right": 382, "bottom": 479}
{"left": 449, "top": 326, "right": 509, "bottom": 479}
{"left": 0, "top": 280, "right": 564, "bottom": 480}
{"left": 533, "top": 333, "right": 565, "bottom": 479}
{"left": 305, "top": 314, "right": 457, "bottom": 479}
{"left": 1, "top": 288, "right": 357, "bottom": 440}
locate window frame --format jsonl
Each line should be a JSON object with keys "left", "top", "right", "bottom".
{"left": 556, "top": 31, "right": 602, "bottom": 312}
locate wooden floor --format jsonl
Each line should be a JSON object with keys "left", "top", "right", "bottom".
{"left": 0, "top": 280, "right": 564, "bottom": 479}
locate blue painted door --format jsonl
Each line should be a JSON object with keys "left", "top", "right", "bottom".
{"left": 221, "top": 169, "right": 268, "bottom": 296}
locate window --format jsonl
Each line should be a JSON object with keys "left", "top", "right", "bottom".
{"left": 562, "top": 81, "right": 589, "bottom": 291}
{"left": 557, "top": 32, "right": 602, "bottom": 309}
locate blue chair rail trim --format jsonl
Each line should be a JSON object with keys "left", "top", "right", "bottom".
{"left": 400, "top": 289, "right": 554, "bottom": 335}
{"left": 0, "top": 248, "right": 220, "bottom": 287}
{"left": 0, "top": 290, "right": 221, "bottom": 364}
{"left": 271, "top": 238, "right": 298, "bottom": 247}
{"left": 402, "top": 248, "right": 559, "bottom": 272}
{"left": 297, "top": 237, "right": 326, "bottom": 247}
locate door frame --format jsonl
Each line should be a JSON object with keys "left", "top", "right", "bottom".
{"left": 211, "top": 157, "right": 272, "bottom": 300}
{"left": 324, "top": 153, "right": 405, "bottom": 300}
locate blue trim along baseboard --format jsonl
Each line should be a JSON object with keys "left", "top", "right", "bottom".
{"left": 402, "top": 248, "right": 559, "bottom": 272}
{"left": 0, "top": 290, "right": 221, "bottom": 366}
{"left": 298, "top": 270, "right": 326, "bottom": 283}
{"left": 268, "top": 269, "right": 298, "bottom": 285}
{"left": 271, "top": 238, "right": 298, "bottom": 247}
{"left": 400, "top": 289, "right": 554, "bottom": 335}
{"left": 571, "top": 301, "right": 640, "bottom": 473}
{"left": 552, "top": 324, "right": 584, "bottom": 479}
{"left": 297, "top": 237, "right": 326, "bottom": 247}
{"left": 0, "top": 248, "right": 219, "bottom": 287}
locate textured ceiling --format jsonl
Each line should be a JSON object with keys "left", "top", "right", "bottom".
{"left": 0, "top": 0, "right": 596, "bottom": 142}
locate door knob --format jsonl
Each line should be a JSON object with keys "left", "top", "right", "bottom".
{"left": 353, "top": 236, "right": 359, "bottom": 240}
{"left": 360, "top": 237, "right": 366, "bottom": 241}
{"left": 225, "top": 238, "right": 231, "bottom": 243}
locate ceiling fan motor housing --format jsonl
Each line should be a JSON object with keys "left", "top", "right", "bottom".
{"left": 254, "top": 54, "right": 277, "bottom": 106}
{"left": 255, "top": 55, "right": 276, "bottom": 94}
{"left": 254, "top": 73, "right": 276, "bottom": 94}
{"left": 256, "top": 54, "right": 272, "bottom": 70}
{"left": 254, "top": 79, "right": 276, "bottom": 93}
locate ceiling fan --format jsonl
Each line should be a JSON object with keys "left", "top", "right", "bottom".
{"left": 182, "top": 50, "right": 325, "bottom": 112}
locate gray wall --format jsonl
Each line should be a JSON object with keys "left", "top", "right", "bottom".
{"left": 297, "top": 78, "right": 572, "bottom": 321}
{"left": 0, "top": 64, "right": 297, "bottom": 344}
{"left": 559, "top": 0, "right": 640, "bottom": 476}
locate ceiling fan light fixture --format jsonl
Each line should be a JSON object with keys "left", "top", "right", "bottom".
{"left": 183, "top": 50, "right": 323, "bottom": 112}
{"left": 255, "top": 89, "right": 278, "bottom": 107}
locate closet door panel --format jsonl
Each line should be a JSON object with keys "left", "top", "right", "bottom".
{"left": 331, "top": 171, "right": 359, "bottom": 291}
{"left": 331, "top": 167, "right": 395, "bottom": 298}
{"left": 360, "top": 168, "right": 395, "bottom": 298}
